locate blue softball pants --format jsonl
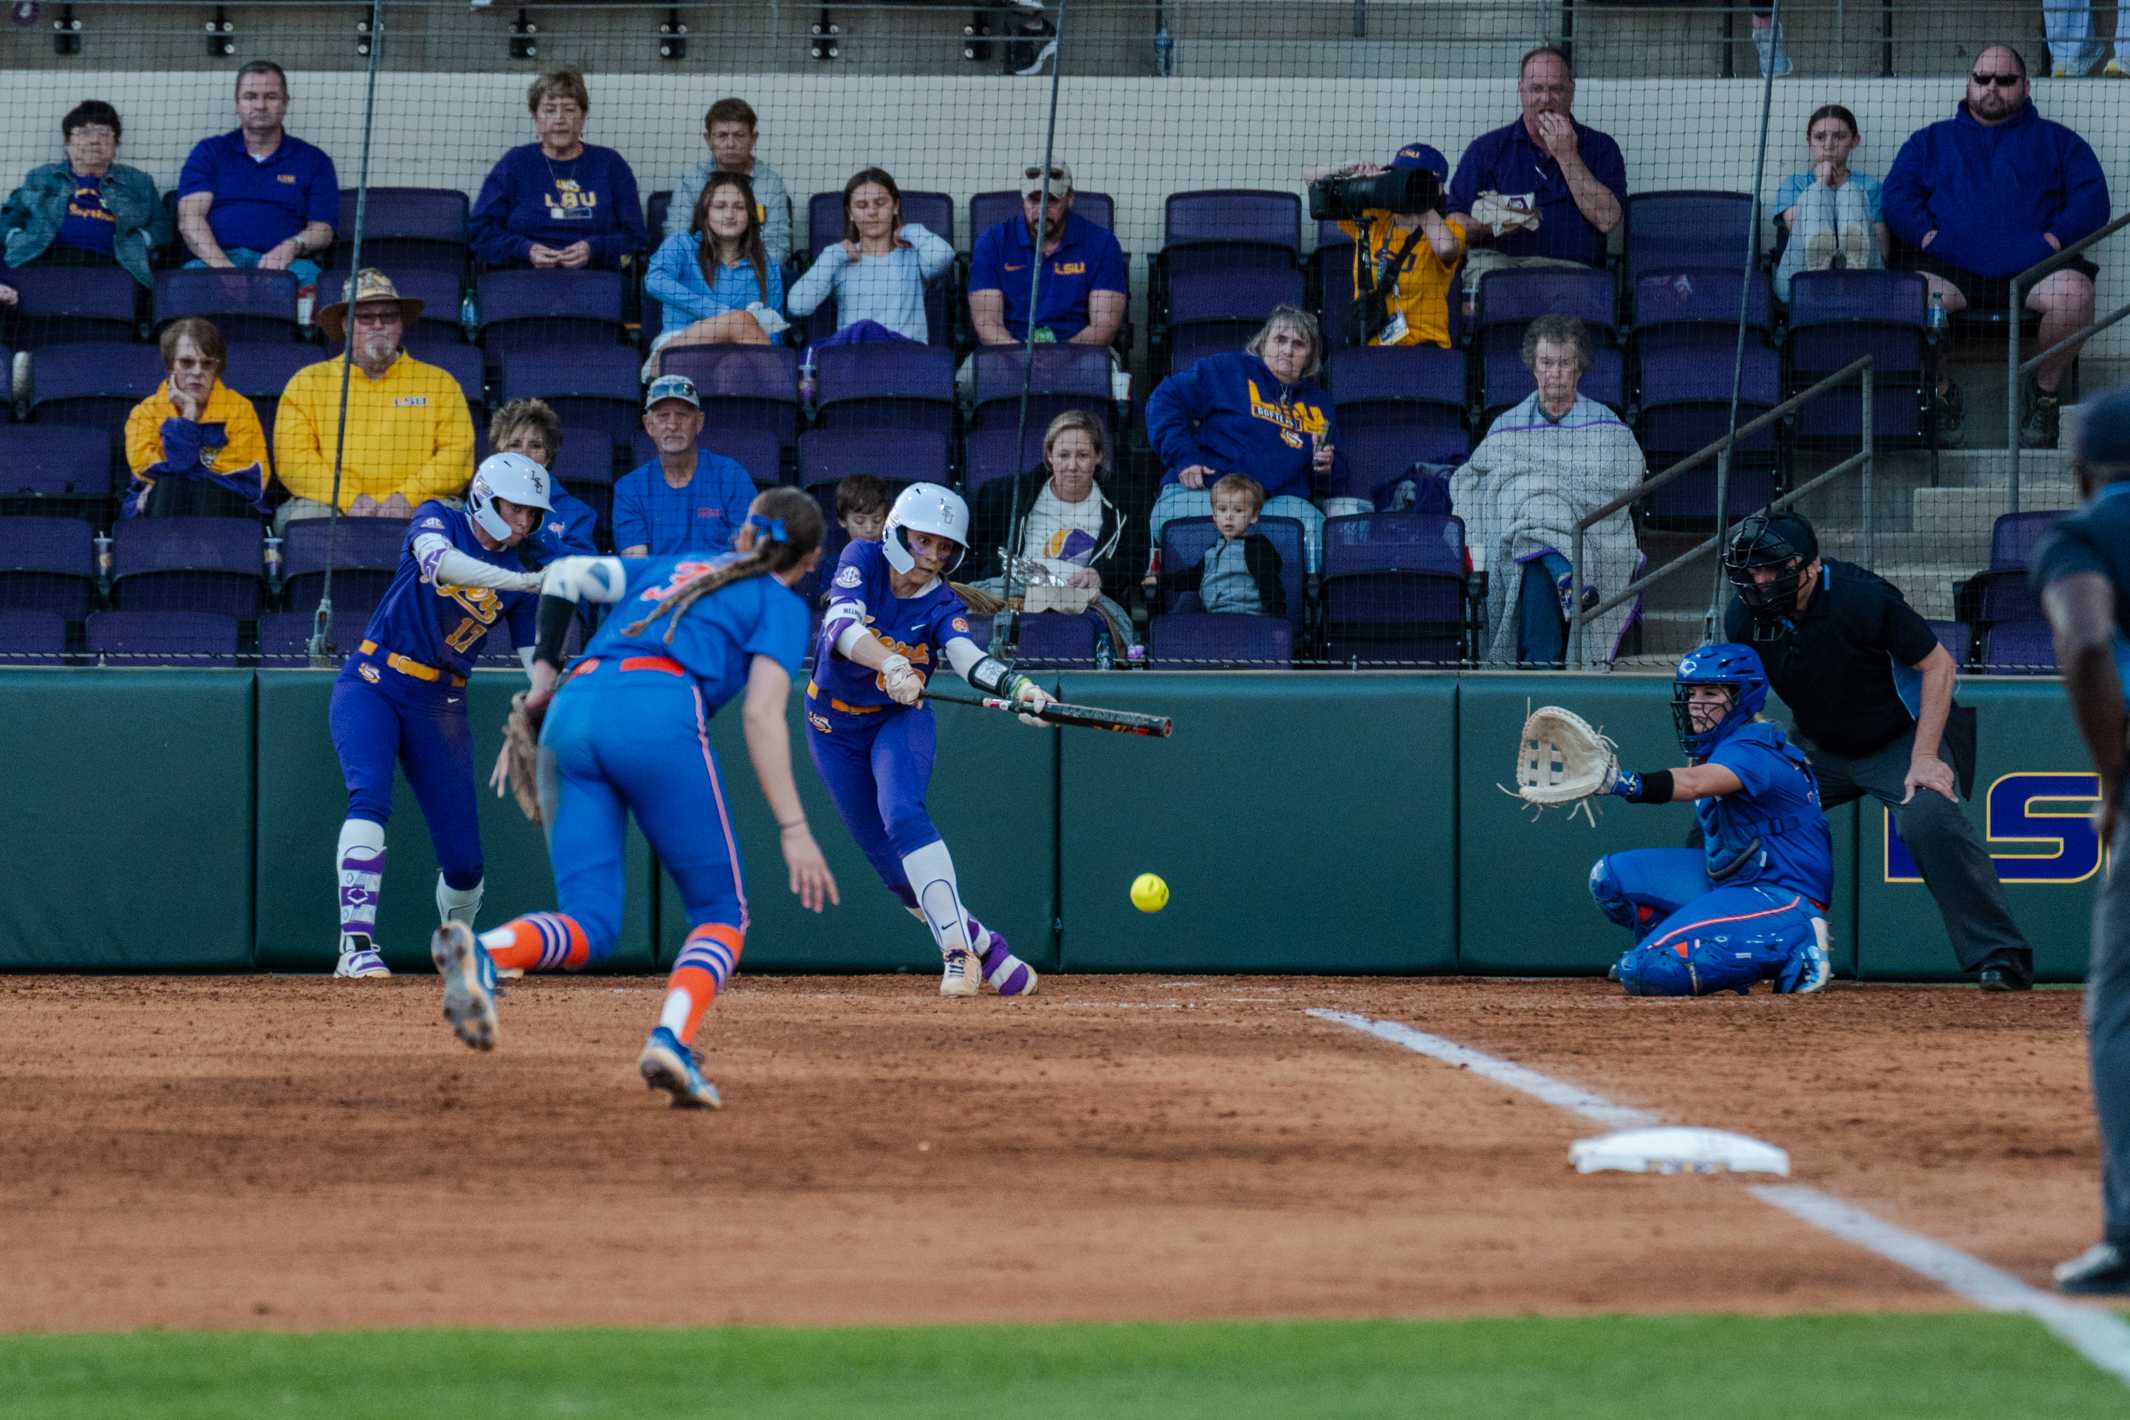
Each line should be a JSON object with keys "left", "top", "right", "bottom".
{"left": 329, "top": 674, "right": 484, "bottom": 890}
{"left": 1590, "top": 847, "right": 1823, "bottom": 996}
{"left": 541, "top": 668, "right": 749, "bottom": 962}
{"left": 805, "top": 704, "right": 941, "bottom": 908}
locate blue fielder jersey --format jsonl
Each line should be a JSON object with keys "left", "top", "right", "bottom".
{"left": 808, "top": 538, "right": 974, "bottom": 720}
{"left": 580, "top": 555, "right": 811, "bottom": 712}
{"left": 2031, "top": 481, "right": 2130, "bottom": 695}
{"left": 352, "top": 500, "right": 538, "bottom": 690}
{"left": 1696, "top": 721, "right": 1833, "bottom": 904}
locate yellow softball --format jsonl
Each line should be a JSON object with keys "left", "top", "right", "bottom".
{"left": 1130, "top": 873, "right": 1169, "bottom": 913}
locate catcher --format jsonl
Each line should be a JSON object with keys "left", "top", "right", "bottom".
{"left": 1535, "top": 642, "right": 1834, "bottom": 996}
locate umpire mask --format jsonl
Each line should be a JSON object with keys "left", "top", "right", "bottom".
{"left": 1723, "top": 512, "right": 1819, "bottom": 636}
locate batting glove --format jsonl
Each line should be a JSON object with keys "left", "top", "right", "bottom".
{"left": 880, "top": 653, "right": 924, "bottom": 706}
{"left": 1012, "top": 676, "right": 1053, "bottom": 729}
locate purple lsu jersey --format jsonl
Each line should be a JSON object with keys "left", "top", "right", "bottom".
{"left": 578, "top": 554, "right": 812, "bottom": 711}
{"left": 352, "top": 500, "right": 538, "bottom": 688}
{"left": 1694, "top": 720, "right": 1833, "bottom": 904}
{"left": 807, "top": 538, "right": 977, "bottom": 721}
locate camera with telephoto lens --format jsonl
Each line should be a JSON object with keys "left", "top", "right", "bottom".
{"left": 1308, "top": 167, "right": 1444, "bottom": 222}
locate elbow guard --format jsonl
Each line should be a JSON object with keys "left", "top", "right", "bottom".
{"left": 966, "top": 654, "right": 1030, "bottom": 701}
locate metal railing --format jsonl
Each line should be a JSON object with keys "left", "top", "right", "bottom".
{"left": 2007, "top": 211, "right": 2130, "bottom": 512}
{"left": 1567, "top": 355, "right": 1874, "bottom": 667}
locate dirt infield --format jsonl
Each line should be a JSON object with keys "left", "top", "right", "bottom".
{"left": 0, "top": 974, "right": 2103, "bottom": 1333}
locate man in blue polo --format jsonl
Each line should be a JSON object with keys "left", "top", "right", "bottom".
{"left": 612, "top": 374, "right": 758, "bottom": 557}
{"left": 1445, "top": 46, "right": 1626, "bottom": 302}
{"left": 176, "top": 60, "right": 338, "bottom": 295}
{"left": 960, "top": 159, "right": 1127, "bottom": 405}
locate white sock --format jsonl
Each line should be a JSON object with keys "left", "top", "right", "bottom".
{"left": 336, "top": 819, "right": 387, "bottom": 947}
{"left": 436, "top": 874, "right": 484, "bottom": 928}
{"left": 658, "top": 989, "right": 691, "bottom": 1036}
{"left": 900, "top": 840, "right": 976, "bottom": 957}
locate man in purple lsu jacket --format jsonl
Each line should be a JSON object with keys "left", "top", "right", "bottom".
{"left": 1881, "top": 42, "right": 2108, "bottom": 451}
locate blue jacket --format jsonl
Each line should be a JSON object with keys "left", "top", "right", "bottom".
{"left": 1881, "top": 100, "right": 2108, "bottom": 279}
{"left": 2, "top": 162, "right": 169, "bottom": 288}
{"left": 1145, "top": 351, "right": 1347, "bottom": 504}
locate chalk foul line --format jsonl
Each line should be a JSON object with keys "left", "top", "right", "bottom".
{"left": 1307, "top": 1007, "right": 2130, "bottom": 1389}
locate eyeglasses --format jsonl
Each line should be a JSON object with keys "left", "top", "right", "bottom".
{"left": 1970, "top": 71, "right": 2022, "bottom": 88}
{"left": 1023, "top": 165, "right": 1067, "bottom": 180}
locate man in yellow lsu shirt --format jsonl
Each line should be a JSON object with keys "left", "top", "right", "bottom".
{"left": 274, "top": 268, "right": 475, "bottom": 526}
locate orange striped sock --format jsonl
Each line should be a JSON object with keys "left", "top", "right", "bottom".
{"left": 477, "top": 912, "right": 590, "bottom": 973}
{"left": 659, "top": 923, "right": 744, "bottom": 1046}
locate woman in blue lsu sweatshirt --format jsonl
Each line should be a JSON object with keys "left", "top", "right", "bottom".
{"left": 471, "top": 67, "right": 646, "bottom": 272}
{"left": 1145, "top": 305, "right": 1347, "bottom": 573}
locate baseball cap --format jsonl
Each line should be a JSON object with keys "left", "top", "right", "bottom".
{"left": 1019, "top": 160, "right": 1075, "bottom": 198}
{"left": 2073, "top": 387, "right": 2130, "bottom": 465}
{"left": 644, "top": 373, "right": 700, "bottom": 411}
{"left": 1390, "top": 143, "right": 1449, "bottom": 178}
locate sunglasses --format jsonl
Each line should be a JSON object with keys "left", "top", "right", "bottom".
{"left": 1970, "top": 71, "right": 2022, "bottom": 88}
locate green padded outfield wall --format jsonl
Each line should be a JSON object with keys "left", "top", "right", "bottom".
{"left": 1055, "top": 674, "right": 1460, "bottom": 973}
{"left": 253, "top": 671, "right": 657, "bottom": 973}
{"left": 0, "top": 670, "right": 255, "bottom": 969}
{"left": 658, "top": 681, "right": 1059, "bottom": 972}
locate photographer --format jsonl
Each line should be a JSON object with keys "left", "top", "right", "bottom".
{"left": 1304, "top": 144, "right": 1464, "bottom": 349}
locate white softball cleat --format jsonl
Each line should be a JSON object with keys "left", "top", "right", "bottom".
{"left": 333, "top": 940, "right": 391, "bottom": 978}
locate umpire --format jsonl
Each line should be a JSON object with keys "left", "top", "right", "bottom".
{"left": 2034, "top": 388, "right": 2130, "bottom": 1295}
{"left": 1722, "top": 510, "right": 2035, "bottom": 989}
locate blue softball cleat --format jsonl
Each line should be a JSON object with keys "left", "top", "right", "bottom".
{"left": 638, "top": 1027, "right": 721, "bottom": 1110}
{"left": 431, "top": 921, "right": 498, "bottom": 1051}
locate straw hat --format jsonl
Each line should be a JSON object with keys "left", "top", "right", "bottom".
{"left": 317, "top": 268, "right": 424, "bottom": 344}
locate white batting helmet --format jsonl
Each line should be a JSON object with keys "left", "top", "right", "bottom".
{"left": 468, "top": 451, "right": 553, "bottom": 542}
{"left": 882, "top": 481, "right": 970, "bottom": 576}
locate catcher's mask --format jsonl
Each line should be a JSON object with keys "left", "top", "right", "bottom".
{"left": 1723, "top": 511, "right": 1819, "bottom": 635}
{"left": 1672, "top": 641, "right": 1769, "bottom": 759}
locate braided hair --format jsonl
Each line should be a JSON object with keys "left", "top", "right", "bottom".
{"left": 623, "top": 486, "right": 823, "bottom": 642}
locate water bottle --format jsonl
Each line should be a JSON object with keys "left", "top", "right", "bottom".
{"left": 460, "top": 290, "right": 480, "bottom": 340}
{"left": 1126, "top": 642, "right": 1147, "bottom": 668}
{"left": 798, "top": 356, "right": 818, "bottom": 409}
{"left": 1153, "top": 21, "right": 1174, "bottom": 77}
{"left": 93, "top": 532, "right": 113, "bottom": 585}
{"left": 263, "top": 534, "right": 285, "bottom": 586}
{"left": 1094, "top": 625, "right": 1115, "bottom": 670}
{"left": 1927, "top": 290, "right": 1947, "bottom": 333}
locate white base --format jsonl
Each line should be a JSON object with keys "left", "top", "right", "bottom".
{"left": 1569, "top": 1126, "right": 1790, "bottom": 1177}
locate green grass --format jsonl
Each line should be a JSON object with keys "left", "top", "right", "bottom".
{"left": 6, "top": 1314, "right": 2128, "bottom": 1418}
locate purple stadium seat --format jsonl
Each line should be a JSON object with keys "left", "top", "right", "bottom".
{"left": 1989, "top": 510, "right": 2064, "bottom": 571}
{"left": 85, "top": 609, "right": 240, "bottom": 666}
{"left": 1166, "top": 325, "right": 1252, "bottom": 379}
{"left": 701, "top": 427, "right": 784, "bottom": 489}
{"left": 1321, "top": 511, "right": 1469, "bottom": 665}
{"left": 257, "top": 609, "right": 323, "bottom": 666}
{"left": 416, "top": 341, "right": 488, "bottom": 418}
{"left": 154, "top": 268, "right": 301, "bottom": 344}
{"left": 961, "top": 426, "right": 1042, "bottom": 491}
{"left": 1632, "top": 268, "right": 1773, "bottom": 337}
{"left": 372, "top": 267, "right": 468, "bottom": 349}
{"left": 0, "top": 514, "right": 97, "bottom": 617}
{"left": 812, "top": 342, "right": 955, "bottom": 440}
{"left": 797, "top": 427, "right": 944, "bottom": 491}
{"left": 499, "top": 346, "right": 641, "bottom": 447}
{"left": 1636, "top": 342, "right": 1782, "bottom": 525}
{"left": 1165, "top": 266, "right": 1305, "bottom": 376}
{"left": 1010, "top": 610, "right": 1100, "bottom": 669}
{"left": 1147, "top": 610, "right": 1293, "bottom": 669}
{"left": 474, "top": 270, "right": 627, "bottom": 367}
{"left": 281, "top": 515, "right": 406, "bottom": 619}
{"left": 1787, "top": 270, "right": 1929, "bottom": 446}
{"left": 1332, "top": 347, "right": 1469, "bottom": 487}
{"left": 1929, "top": 618, "right": 1974, "bottom": 669}
{"left": 661, "top": 345, "right": 801, "bottom": 450}
{"left": 337, "top": 187, "right": 470, "bottom": 279}
{"left": 1162, "top": 190, "right": 1300, "bottom": 278}
{"left": 968, "top": 189, "right": 1115, "bottom": 238}
{"left": 0, "top": 608, "right": 69, "bottom": 664}
{"left": 110, "top": 516, "right": 264, "bottom": 617}
{"left": 7, "top": 265, "right": 140, "bottom": 348}
{"left": 1475, "top": 268, "right": 1617, "bottom": 346}
{"left": 797, "top": 504, "right": 852, "bottom": 606}
{"left": 968, "top": 345, "right": 1113, "bottom": 439}
{"left": 541, "top": 424, "right": 621, "bottom": 488}
{"left": 1980, "top": 620, "right": 2055, "bottom": 675}
{"left": 1158, "top": 513, "right": 1305, "bottom": 642}
{"left": 29, "top": 341, "right": 167, "bottom": 429}
{"left": 1334, "top": 423, "right": 1467, "bottom": 504}
{"left": 1624, "top": 191, "right": 1758, "bottom": 286}
{"left": 559, "top": 480, "right": 612, "bottom": 550}
{"left": 217, "top": 341, "right": 315, "bottom": 444}
{"left": 646, "top": 190, "right": 672, "bottom": 240}
{"left": 0, "top": 424, "right": 122, "bottom": 515}
{"left": 1481, "top": 344, "right": 1626, "bottom": 425}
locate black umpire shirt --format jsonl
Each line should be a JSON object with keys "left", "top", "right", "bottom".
{"left": 1723, "top": 558, "right": 1942, "bottom": 758}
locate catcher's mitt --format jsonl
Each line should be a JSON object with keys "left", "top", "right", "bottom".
{"left": 1511, "top": 704, "right": 1619, "bottom": 824}
{"left": 502, "top": 688, "right": 553, "bottom": 825}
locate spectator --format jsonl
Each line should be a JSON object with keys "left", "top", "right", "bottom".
{"left": 966, "top": 409, "right": 1140, "bottom": 634}
{"left": 1882, "top": 43, "right": 2108, "bottom": 450}
{"left": 1448, "top": 315, "right": 1644, "bottom": 669}
{"left": 786, "top": 167, "right": 954, "bottom": 346}
{"left": 1771, "top": 104, "right": 1888, "bottom": 301}
{"left": 1445, "top": 46, "right": 1626, "bottom": 301}
{"left": 1306, "top": 143, "right": 1465, "bottom": 347}
{"left": 961, "top": 160, "right": 1127, "bottom": 400}
{"left": 120, "top": 317, "right": 269, "bottom": 518}
{"left": 612, "top": 374, "right": 757, "bottom": 556}
{"left": 177, "top": 61, "right": 337, "bottom": 293}
{"left": 488, "top": 398, "right": 600, "bottom": 560}
{"left": 2, "top": 100, "right": 170, "bottom": 290}
{"left": 1145, "top": 305, "right": 1343, "bottom": 573}
{"left": 272, "top": 269, "right": 475, "bottom": 525}
{"left": 835, "top": 475, "right": 893, "bottom": 543}
{"left": 471, "top": 68, "right": 646, "bottom": 272}
{"left": 666, "top": 97, "right": 792, "bottom": 259}
{"left": 643, "top": 172, "right": 787, "bottom": 375}
{"left": 2045, "top": 3, "right": 2129, "bottom": 76}
{"left": 1159, "top": 473, "right": 1285, "bottom": 618}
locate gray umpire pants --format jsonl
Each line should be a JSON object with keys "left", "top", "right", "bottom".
{"left": 2090, "top": 816, "right": 2130, "bottom": 1245}
{"left": 1798, "top": 723, "right": 2033, "bottom": 974}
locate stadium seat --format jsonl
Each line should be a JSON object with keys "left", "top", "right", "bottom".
{"left": 812, "top": 342, "right": 955, "bottom": 441}
{"left": 967, "top": 345, "right": 1113, "bottom": 441}
{"left": 499, "top": 346, "right": 641, "bottom": 449}
{"left": 1786, "top": 270, "right": 1930, "bottom": 449}
{"left": 280, "top": 515, "right": 406, "bottom": 623}
{"left": 1980, "top": 620, "right": 2055, "bottom": 675}
{"left": 84, "top": 609, "right": 240, "bottom": 666}
{"left": 1636, "top": 342, "right": 1783, "bottom": 526}
{"left": 1161, "top": 189, "right": 1300, "bottom": 279}
{"left": 1928, "top": 618, "right": 1974, "bottom": 670}
{"left": 6, "top": 265, "right": 140, "bottom": 348}
{"left": 218, "top": 341, "right": 316, "bottom": 445}
{"left": 0, "top": 424, "right": 122, "bottom": 519}
{"left": 646, "top": 190, "right": 672, "bottom": 240}
{"left": 1320, "top": 511, "right": 1471, "bottom": 665}
{"left": 1156, "top": 513, "right": 1305, "bottom": 644}
{"left": 420, "top": 341, "right": 489, "bottom": 421}
{"left": 968, "top": 189, "right": 1115, "bottom": 238}
{"left": 960, "top": 426, "right": 1043, "bottom": 492}
{"left": 0, "top": 515, "right": 97, "bottom": 618}
{"left": 0, "top": 607, "right": 69, "bottom": 664}
{"left": 806, "top": 189, "right": 954, "bottom": 259}
{"left": 660, "top": 344, "right": 800, "bottom": 451}
{"left": 559, "top": 481, "right": 612, "bottom": 550}
{"left": 1624, "top": 191, "right": 1758, "bottom": 288}
{"left": 1147, "top": 610, "right": 1293, "bottom": 669}
{"left": 1330, "top": 346, "right": 1469, "bottom": 501}
{"left": 28, "top": 341, "right": 166, "bottom": 430}
{"left": 474, "top": 269, "right": 628, "bottom": 369}
{"left": 257, "top": 608, "right": 322, "bottom": 666}
{"left": 1011, "top": 610, "right": 1101, "bottom": 669}
{"left": 110, "top": 516, "right": 264, "bottom": 618}
{"left": 376, "top": 267, "right": 470, "bottom": 352}
{"left": 701, "top": 427, "right": 784, "bottom": 490}
{"left": 1163, "top": 266, "right": 1305, "bottom": 378}
{"left": 1474, "top": 268, "right": 1622, "bottom": 421}
{"left": 797, "top": 428, "right": 946, "bottom": 493}
{"left": 153, "top": 268, "right": 301, "bottom": 344}
{"left": 1955, "top": 510, "right": 2064, "bottom": 638}
{"left": 336, "top": 187, "right": 470, "bottom": 280}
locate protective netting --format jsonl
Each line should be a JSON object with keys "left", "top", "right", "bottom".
{"left": 0, "top": 1, "right": 2118, "bottom": 670}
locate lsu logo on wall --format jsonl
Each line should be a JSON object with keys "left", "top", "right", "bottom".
{"left": 1884, "top": 771, "right": 2105, "bottom": 885}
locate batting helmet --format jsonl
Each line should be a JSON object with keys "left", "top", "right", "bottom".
{"left": 468, "top": 451, "right": 553, "bottom": 543}
{"left": 882, "top": 482, "right": 970, "bottom": 577}
{"left": 1672, "top": 641, "right": 1769, "bottom": 760}
{"left": 1723, "top": 511, "right": 1819, "bottom": 624}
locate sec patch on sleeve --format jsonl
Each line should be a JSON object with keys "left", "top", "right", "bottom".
{"left": 835, "top": 565, "right": 864, "bottom": 589}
